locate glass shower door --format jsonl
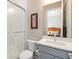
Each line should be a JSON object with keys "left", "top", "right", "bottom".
{"left": 7, "top": 1, "right": 26, "bottom": 59}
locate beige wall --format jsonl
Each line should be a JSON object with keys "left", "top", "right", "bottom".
{"left": 41, "top": 0, "right": 61, "bottom": 6}
{"left": 66, "top": 0, "right": 72, "bottom": 38}
{"left": 27, "top": 0, "right": 43, "bottom": 40}
{"left": 27, "top": 0, "right": 72, "bottom": 40}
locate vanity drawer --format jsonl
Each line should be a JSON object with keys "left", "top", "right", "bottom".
{"left": 38, "top": 52, "right": 54, "bottom": 59}
{"left": 37, "top": 44, "right": 69, "bottom": 59}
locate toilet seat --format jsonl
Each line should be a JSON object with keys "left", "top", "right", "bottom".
{"left": 20, "top": 50, "right": 33, "bottom": 59}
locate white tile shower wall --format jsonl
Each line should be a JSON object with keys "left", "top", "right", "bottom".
{"left": 9, "top": 0, "right": 27, "bottom": 10}
{"left": 7, "top": 1, "right": 26, "bottom": 59}
{"left": 7, "top": 0, "right": 26, "bottom": 32}
{"left": 7, "top": 33, "right": 25, "bottom": 59}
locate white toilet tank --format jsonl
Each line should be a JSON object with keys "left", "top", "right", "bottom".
{"left": 19, "top": 40, "right": 37, "bottom": 59}
{"left": 27, "top": 40, "right": 37, "bottom": 52}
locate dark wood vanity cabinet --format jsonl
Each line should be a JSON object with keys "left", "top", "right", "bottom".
{"left": 37, "top": 44, "right": 71, "bottom": 59}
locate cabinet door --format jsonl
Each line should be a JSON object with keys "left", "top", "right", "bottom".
{"left": 38, "top": 52, "right": 54, "bottom": 59}
{"left": 55, "top": 57, "right": 63, "bottom": 59}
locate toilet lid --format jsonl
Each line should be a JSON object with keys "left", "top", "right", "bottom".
{"left": 20, "top": 50, "right": 33, "bottom": 59}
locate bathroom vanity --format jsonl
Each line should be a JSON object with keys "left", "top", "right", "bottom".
{"left": 36, "top": 37, "right": 72, "bottom": 59}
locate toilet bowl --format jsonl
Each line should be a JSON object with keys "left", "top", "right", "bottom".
{"left": 20, "top": 50, "right": 33, "bottom": 59}
{"left": 19, "top": 40, "right": 37, "bottom": 59}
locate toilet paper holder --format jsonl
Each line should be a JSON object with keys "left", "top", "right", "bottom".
{"left": 33, "top": 49, "right": 39, "bottom": 56}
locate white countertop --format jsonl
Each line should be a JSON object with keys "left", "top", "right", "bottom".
{"left": 37, "top": 38, "right": 72, "bottom": 52}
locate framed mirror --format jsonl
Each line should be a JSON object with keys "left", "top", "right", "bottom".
{"left": 31, "top": 13, "right": 38, "bottom": 29}
{"left": 42, "top": 0, "right": 72, "bottom": 38}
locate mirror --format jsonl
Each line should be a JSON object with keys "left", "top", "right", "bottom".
{"left": 43, "top": 0, "right": 72, "bottom": 38}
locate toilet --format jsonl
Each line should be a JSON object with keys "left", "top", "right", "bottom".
{"left": 19, "top": 40, "right": 37, "bottom": 59}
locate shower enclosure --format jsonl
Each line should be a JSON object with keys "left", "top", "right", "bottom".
{"left": 7, "top": 0, "right": 27, "bottom": 59}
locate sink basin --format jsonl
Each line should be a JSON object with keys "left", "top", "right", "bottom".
{"left": 45, "top": 40, "right": 66, "bottom": 46}
{"left": 38, "top": 38, "right": 72, "bottom": 51}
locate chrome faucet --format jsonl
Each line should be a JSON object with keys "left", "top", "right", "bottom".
{"left": 54, "top": 34, "right": 56, "bottom": 42}
{"left": 54, "top": 38, "right": 56, "bottom": 42}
